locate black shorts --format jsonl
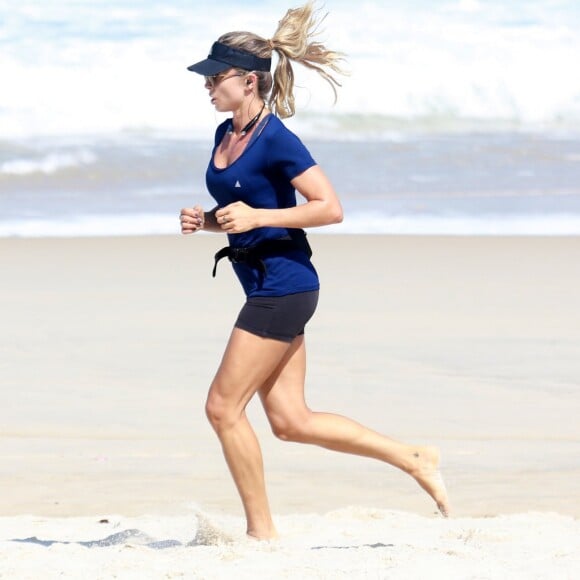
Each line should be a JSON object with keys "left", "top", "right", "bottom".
{"left": 234, "top": 290, "right": 319, "bottom": 343}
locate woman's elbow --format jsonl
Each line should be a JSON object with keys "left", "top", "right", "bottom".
{"left": 328, "top": 202, "right": 343, "bottom": 224}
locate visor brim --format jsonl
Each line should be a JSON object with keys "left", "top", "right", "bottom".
{"left": 187, "top": 59, "right": 232, "bottom": 75}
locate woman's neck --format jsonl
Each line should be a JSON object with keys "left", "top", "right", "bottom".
{"left": 230, "top": 101, "right": 266, "bottom": 137}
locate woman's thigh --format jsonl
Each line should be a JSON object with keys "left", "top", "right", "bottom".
{"left": 208, "top": 327, "right": 293, "bottom": 415}
{"left": 258, "top": 335, "right": 311, "bottom": 433}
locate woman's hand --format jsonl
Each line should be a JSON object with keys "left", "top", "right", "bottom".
{"left": 215, "top": 201, "right": 259, "bottom": 234}
{"left": 180, "top": 205, "right": 204, "bottom": 234}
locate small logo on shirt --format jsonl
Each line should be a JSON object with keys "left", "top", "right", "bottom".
{"left": 234, "top": 180, "right": 241, "bottom": 188}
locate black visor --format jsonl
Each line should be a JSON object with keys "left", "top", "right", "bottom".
{"left": 187, "top": 41, "right": 271, "bottom": 75}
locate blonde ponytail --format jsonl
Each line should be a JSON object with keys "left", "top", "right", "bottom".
{"left": 217, "top": 2, "right": 346, "bottom": 119}
{"left": 270, "top": 1, "right": 346, "bottom": 118}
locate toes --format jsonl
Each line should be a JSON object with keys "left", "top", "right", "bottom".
{"left": 438, "top": 502, "right": 450, "bottom": 518}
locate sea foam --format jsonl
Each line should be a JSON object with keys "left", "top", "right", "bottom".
{"left": 1, "top": 0, "right": 579, "bottom": 139}
{"left": 0, "top": 150, "right": 97, "bottom": 176}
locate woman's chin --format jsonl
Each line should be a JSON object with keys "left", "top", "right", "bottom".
{"left": 211, "top": 99, "right": 226, "bottom": 112}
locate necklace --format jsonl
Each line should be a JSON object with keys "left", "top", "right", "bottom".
{"left": 228, "top": 102, "right": 266, "bottom": 137}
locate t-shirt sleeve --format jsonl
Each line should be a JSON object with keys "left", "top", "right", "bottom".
{"left": 266, "top": 124, "right": 317, "bottom": 182}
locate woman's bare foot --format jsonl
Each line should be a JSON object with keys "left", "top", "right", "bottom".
{"left": 407, "top": 445, "right": 451, "bottom": 517}
{"left": 247, "top": 527, "right": 278, "bottom": 541}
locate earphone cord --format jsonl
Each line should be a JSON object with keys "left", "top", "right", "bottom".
{"left": 239, "top": 101, "right": 266, "bottom": 136}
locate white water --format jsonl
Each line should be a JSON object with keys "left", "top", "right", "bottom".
{"left": 3, "top": 211, "right": 580, "bottom": 238}
{"left": 1, "top": 0, "right": 580, "bottom": 139}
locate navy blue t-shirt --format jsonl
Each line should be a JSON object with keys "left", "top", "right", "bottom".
{"left": 206, "top": 115, "right": 320, "bottom": 297}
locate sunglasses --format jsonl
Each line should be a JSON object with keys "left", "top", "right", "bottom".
{"left": 204, "top": 72, "right": 244, "bottom": 87}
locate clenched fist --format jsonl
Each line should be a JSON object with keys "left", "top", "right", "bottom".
{"left": 180, "top": 205, "right": 204, "bottom": 234}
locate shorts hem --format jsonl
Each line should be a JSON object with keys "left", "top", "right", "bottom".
{"left": 247, "top": 286, "right": 320, "bottom": 298}
{"left": 234, "top": 320, "right": 299, "bottom": 343}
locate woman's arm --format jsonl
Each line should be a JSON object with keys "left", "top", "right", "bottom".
{"left": 215, "top": 165, "right": 343, "bottom": 233}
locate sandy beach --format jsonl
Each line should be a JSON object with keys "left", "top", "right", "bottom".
{"left": 1, "top": 234, "right": 579, "bottom": 578}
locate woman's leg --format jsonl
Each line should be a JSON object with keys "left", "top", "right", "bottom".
{"left": 258, "top": 336, "right": 450, "bottom": 516}
{"left": 205, "top": 327, "right": 293, "bottom": 539}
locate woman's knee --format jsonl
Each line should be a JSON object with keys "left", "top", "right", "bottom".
{"left": 205, "top": 389, "right": 237, "bottom": 433}
{"left": 269, "top": 412, "right": 311, "bottom": 442}
{"left": 204, "top": 393, "right": 220, "bottom": 430}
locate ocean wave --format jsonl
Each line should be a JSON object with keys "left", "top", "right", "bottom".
{"left": 2, "top": 211, "right": 579, "bottom": 238}
{"left": 1, "top": 1, "right": 580, "bottom": 138}
{"left": 0, "top": 149, "right": 97, "bottom": 175}
{"left": 332, "top": 211, "right": 580, "bottom": 236}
